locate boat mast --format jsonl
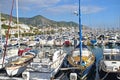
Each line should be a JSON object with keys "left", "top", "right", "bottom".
{"left": 0, "top": 12, "right": 2, "bottom": 49}
{"left": 16, "top": 0, "right": 20, "bottom": 49}
{"left": 78, "top": 0, "right": 82, "bottom": 65}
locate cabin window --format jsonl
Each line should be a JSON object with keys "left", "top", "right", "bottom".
{"left": 116, "top": 55, "right": 120, "bottom": 60}
{"left": 104, "top": 55, "right": 110, "bottom": 60}
{"left": 111, "top": 55, "right": 116, "bottom": 60}
{"left": 42, "top": 65, "right": 48, "bottom": 68}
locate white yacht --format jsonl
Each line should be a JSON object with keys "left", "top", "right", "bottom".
{"left": 22, "top": 47, "right": 67, "bottom": 80}
{"left": 98, "top": 47, "right": 120, "bottom": 79}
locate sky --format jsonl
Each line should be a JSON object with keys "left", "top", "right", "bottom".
{"left": 0, "top": 0, "right": 120, "bottom": 28}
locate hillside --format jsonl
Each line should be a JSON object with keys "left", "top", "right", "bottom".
{"left": 1, "top": 13, "right": 78, "bottom": 27}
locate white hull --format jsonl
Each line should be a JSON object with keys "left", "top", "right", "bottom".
{"left": 99, "top": 60, "right": 120, "bottom": 80}
{"left": 54, "top": 41, "right": 62, "bottom": 46}
{"left": 6, "top": 65, "right": 27, "bottom": 76}
{"left": 40, "top": 40, "right": 46, "bottom": 46}
{"left": 27, "top": 41, "right": 37, "bottom": 47}
{"left": 22, "top": 50, "right": 67, "bottom": 80}
{"left": 0, "top": 48, "right": 19, "bottom": 70}
{"left": 0, "top": 59, "right": 7, "bottom": 69}
{"left": 98, "top": 48, "right": 120, "bottom": 79}
{"left": 44, "top": 40, "right": 54, "bottom": 47}
{"left": 0, "top": 58, "right": 5, "bottom": 69}
{"left": 99, "top": 48, "right": 120, "bottom": 73}
{"left": 6, "top": 48, "right": 19, "bottom": 61}
{"left": 0, "top": 64, "right": 4, "bottom": 69}
{"left": 51, "top": 52, "right": 66, "bottom": 77}
{"left": 5, "top": 51, "right": 36, "bottom": 76}
{"left": 99, "top": 60, "right": 120, "bottom": 73}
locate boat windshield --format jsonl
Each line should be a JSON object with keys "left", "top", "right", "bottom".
{"left": 41, "top": 64, "right": 49, "bottom": 68}
{"left": 104, "top": 54, "right": 120, "bottom": 61}
{"left": 105, "top": 45, "right": 119, "bottom": 49}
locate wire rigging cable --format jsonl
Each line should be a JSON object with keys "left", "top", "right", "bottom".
{"left": 2, "top": 0, "right": 15, "bottom": 66}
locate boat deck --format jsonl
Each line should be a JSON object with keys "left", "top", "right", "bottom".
{"left": 27, "top": 71, "right": 53, "bottom": 79}
{"left": 11, "top": 55, "right": 34, "bottom": 65}
{"left": 0, "top": 76, "right": 23, "bottom": 80}
{"left": 67, "top": 54, "right": 95, "bottom": 70}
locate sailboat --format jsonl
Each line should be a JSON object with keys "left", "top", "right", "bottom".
{"left": 5, "top": 49, "right": 36, "bottom": 76}
{"left": 4, "top": 0, "right": 35, "bottom": 77}
{"left": 67, "top": 0, "right": 95, "bottom": 79}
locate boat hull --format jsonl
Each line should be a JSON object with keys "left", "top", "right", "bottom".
{"left": 98, "top": 61, "right": 120, "bottom": 80}
{"left": 6, "top": 65, "right": 27, "bottom": 76}
{"left": 68, "top": 59, "right": 95, "bottom": 80}
{"left": 67, "top": 48, "right": 96, "bottom": 79}
{"left": 22, "top": 50, "right": 67, "bottom": 80}
{"left": 0, "top": 64, "right": 4, "bottom": 70}
{"left": 5, "top": 52, "right": 35, "bottom": 76}
{"left": 98, "top": 66, "right": 120, "bottom": 80}
{"left": 52, "top": 52, "right": 67, "bottom": 77}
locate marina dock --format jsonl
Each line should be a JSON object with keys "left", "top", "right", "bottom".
{"left": 0, "top": 0, "right": 120, "bottom": 80}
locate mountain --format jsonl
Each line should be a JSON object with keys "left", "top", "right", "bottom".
{"left": 1, "top": 13, "right": 78, "bottom": 27}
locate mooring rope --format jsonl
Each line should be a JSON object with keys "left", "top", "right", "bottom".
{"left": 100, "top": 71, "right": 110, "bottom": 80}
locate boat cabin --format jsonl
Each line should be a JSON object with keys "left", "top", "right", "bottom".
{"left": 103, "top": 49, "right": 120, "bottom": 61}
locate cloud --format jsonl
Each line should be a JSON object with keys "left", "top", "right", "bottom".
{"left": 0, "top": 0, "right": 105, "bottom": 16}
{"left": 20, "top": 0, "right": 61, "bottom": 9}
{"left": 81, "top": 6, "right": 105, "bottom": 14}
{"left": 0, "top": 0, "right": 61, "bottom": 13}
{"left": 40, "top": 4, "right": 105, "bottom": 16}
{"left": 42, "top": 5, "right": 77, "bottom": 15}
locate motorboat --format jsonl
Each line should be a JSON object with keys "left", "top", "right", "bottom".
{"left": 22, "top": 47, "right": 67, "bottom": 80}
{"left": 98, "top": 46, "right": 120, "bottom": 79}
